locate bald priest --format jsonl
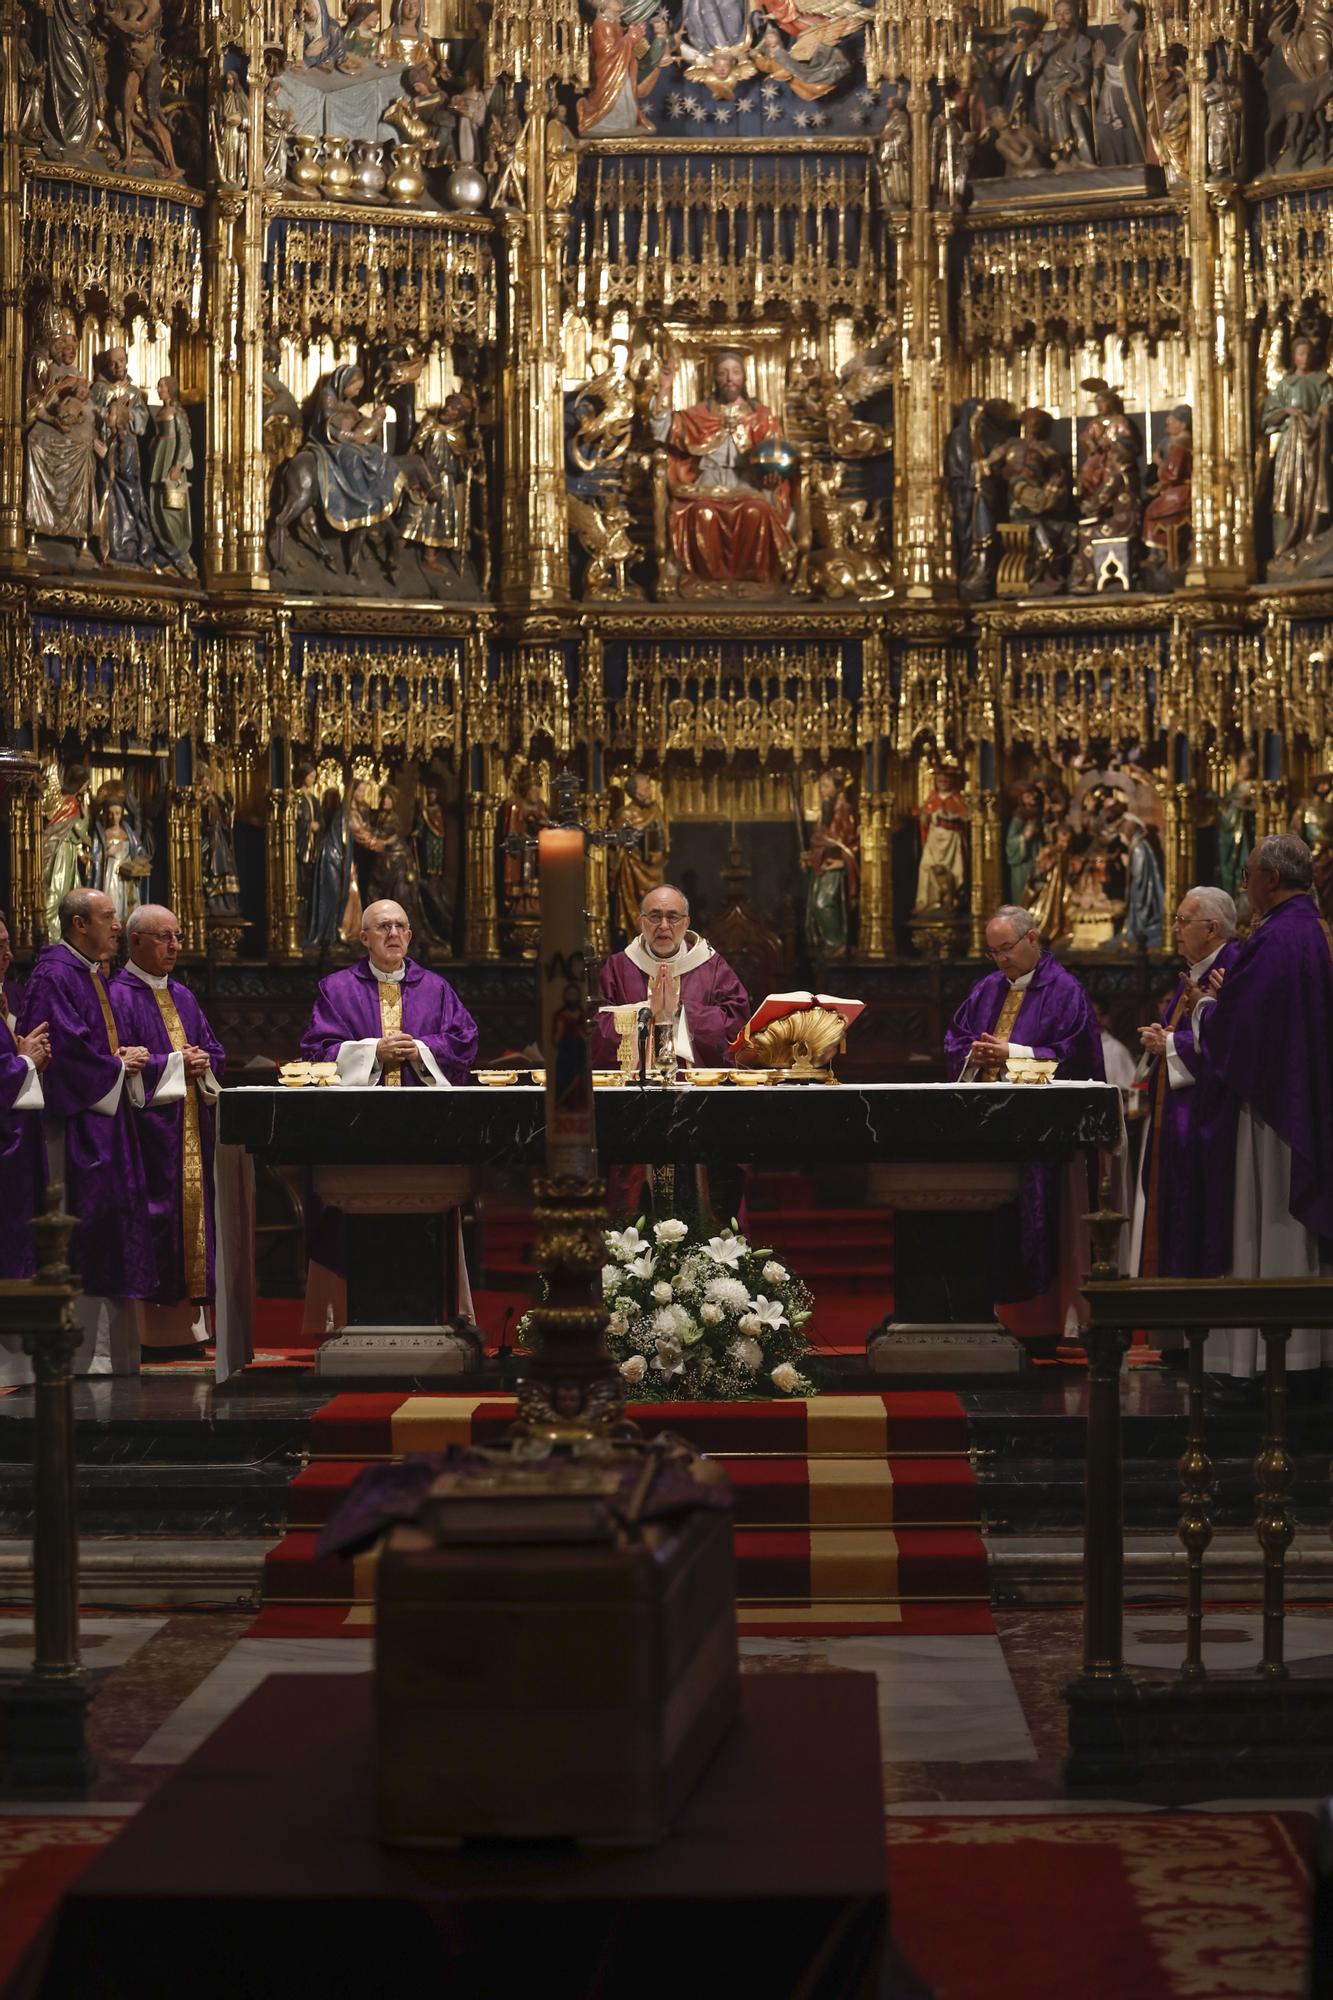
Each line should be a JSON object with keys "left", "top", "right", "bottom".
{"left": 302, "top": 900, "right": 478, "bottom": 1086}
{"left": 592, "top": 884, "right": 750, "bottom": 1068}
{"left": 110, "top": 904, "right": 226, "bottom": 1352}
{"left": 945, "top": 903, "right": 1104, "bottom": 1340}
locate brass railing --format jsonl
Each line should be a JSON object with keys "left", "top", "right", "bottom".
{"left": 1067, "top": 1247, "right": 1333, "bottom": 1789}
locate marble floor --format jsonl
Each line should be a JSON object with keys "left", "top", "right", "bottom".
{"left": 4, "top": 1601, "right": 1331, "bottom": 1814}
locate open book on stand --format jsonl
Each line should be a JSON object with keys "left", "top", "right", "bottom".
{"left": 731, "top": 992, "right": 865, "bottom": 1044}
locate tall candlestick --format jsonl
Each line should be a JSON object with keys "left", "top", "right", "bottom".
{"left": 539, "top": 827, "right": 597, "bottom": 1181}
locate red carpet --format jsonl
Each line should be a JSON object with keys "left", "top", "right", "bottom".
{"left": 262, "top": 1390, "right": 990, "bottom": 1635}
{"left": 887, "top": 1811, "right": 1312, "bottom": 2000}
{"left": 0, "top": 1815, "right": 127, "bottom": 1990}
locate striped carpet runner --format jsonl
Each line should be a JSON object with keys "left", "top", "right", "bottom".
{"left": 259, "top": 1391, "right": 991, "bottom": 1637}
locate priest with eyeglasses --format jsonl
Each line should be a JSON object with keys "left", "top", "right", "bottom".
{"left": 592, "top": 883, "right": 750, "bottom": 1069}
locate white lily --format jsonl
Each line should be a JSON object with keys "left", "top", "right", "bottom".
{"left": 750, "top": 1295, "right": 788, "bottom": 1331}
{"left": 627, "top": 1249, "right": 657, "bottom": 1281}
{"left": 607, "top": 1225, "right": 647, "bottom": 1263}
{"left": 703, "top": 1233, "right": 745, "bottom": 1268}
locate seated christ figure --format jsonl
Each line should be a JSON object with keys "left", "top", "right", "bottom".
{"left": 650, "top": 351, "right": 794, "bottom": 585}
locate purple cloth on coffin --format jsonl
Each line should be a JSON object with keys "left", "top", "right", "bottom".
{"left": 0, "top": 1035, "right": 47, "bottom": 1278}
{"left": 16, "top": 945, "right": 156, "bottom": 1299}
{"left": 592, "top": 950, "right": 751, "bottom": 1067}
{"left": 1200, "top": 894, "right": 1333, "bottom": 1246}
{"left": 109, "top": 971, "right": 228, "bottom": 1305}
{"left": 300, "top": 958, "right": 478, "bottom": 1084}
{"left": 1136, "top": 939, "right": 1243, "bottom": 1278}
{"left": 943, "top": 952, "right": 1103, "bottom": 1303}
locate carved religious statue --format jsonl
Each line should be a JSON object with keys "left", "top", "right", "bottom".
{"left": 198, "top": 767, "right": 243, "bottom": 917}
{"left": 1261, "top": 333, "right": 1333, "bottom": 568}
{"left": 89, "top": 790, "right": 151, "bottom": 927}
{"left": 650, "top": 350, "right": 795, "bottom": 591}
{"left": 913, "top": 764, "right": 969, "bottom": 913}
{"left": 577, "top": 0, "right": 657, "bottom": 137}
{"left": 500, "top": 762, "right": 549, "bottom": 945}
{"left": 91, "top": 347, "right": 171, "bottom": 571}
{"left": 149, "top": 375, "right": 196, "bottom": 579}
{"left": 24, "top": 304, "right": 102, "bottom": 560}
{"left": 1142, "top": 404, "right": 1192, "bottom": 570}
{"left": 1031, "top": 0, "right": 1095, "bottom": 167}
{"left": 41, "top": 764, "right": 91, "bottom": 942}
{"left": 803, "top": 770, "right": 860, "bottom": 959}
{"left": 1070, "top": 438, "right": 1140, "bottom": 592}
{"left": 1217, "top": 749, "right": 1258, "bottom": 901}
{"left": 608, "top": 770, "right": 668, "bottom": 942}
{"left": 1005, "top": 784, "right": 1044, "bottom": 903}
{"left": 984, "top": 407, "right": 1071, "bottom": 592}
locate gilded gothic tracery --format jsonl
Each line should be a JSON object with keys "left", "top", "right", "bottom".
{"left": 2, "top": 0, "right": 1333, "bottom": 1022}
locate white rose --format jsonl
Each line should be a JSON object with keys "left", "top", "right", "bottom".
{"left": 654, "top": 1218, "right": 688, "bottom": 1244}
{"left": 700, "top": 1302, "right": 723, "bottom": 1325}
{"left": 606, "top": 1311, "right": 627, "bottom": 1337}
{"left": 620, "top": 1354, "right": 647, "bottom": 1384}
{"left": 738, "top": 1312, "right": 762, "bottom": 1337}
{"left": 601, "top": 1263, "right": 623, "bottom": 1294}
{"left": 652, "top": 1280, "right": 674, "bottom": 1304}
{"left": 770, "top": 1363, "right": 801, "bottom": 1394}
{"left": 762, "top": 1261, "right": 788, "bottom": 1286}
{"left": 729, "top": 1335, "right": 763, "bottom": 1372}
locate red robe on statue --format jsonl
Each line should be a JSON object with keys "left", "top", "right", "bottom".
{"left": 665, "top": 399, "right": 793, "bottom": 584}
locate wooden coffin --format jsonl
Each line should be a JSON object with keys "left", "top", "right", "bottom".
{"left": 375, "top": 1505, "right": 739, "bottom": 1845}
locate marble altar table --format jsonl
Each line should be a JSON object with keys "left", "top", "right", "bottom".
{"left": 8, "top": 1670, "right": 923, "bottom": 2000}
{"left": 219, "top": 1082, "right": 1121, "bottom": 1378}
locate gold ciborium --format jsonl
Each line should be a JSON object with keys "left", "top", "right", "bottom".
{"left": 735, "top": 1006, "right": 847, "bottom": 1083}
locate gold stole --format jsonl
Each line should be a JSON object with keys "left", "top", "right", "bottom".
{"left": 90, "top": 968, "right": 119, "bottom": 1052}
{"left": 980, "top": 983, "right": 1026, "bottom": 1081}
{"left": 1139, "top": 982, "right": 1191, "bottom": 1280}
{"left": 151, "top": 989, "right": 208, "bottom": 1301}
{"left": 378, "top": 979, "right": 404, "bottom": 1087}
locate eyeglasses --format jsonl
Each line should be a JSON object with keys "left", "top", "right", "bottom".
{"left": 985, "top": 938, "right": 1032, "bottom": 960}
{"left": 138, "top": 931, "right": 180, "bottom": 944}
{"left": 370, "top": 922, "right": 409, "bottom": 935}
{"left": 644, "top": 912, "right": 688, "bottom": 927}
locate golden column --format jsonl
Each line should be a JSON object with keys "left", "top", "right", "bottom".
{"left": 490, "top": 8, "right": 585, "bottom": 611}
{"left": 874, "top": 0, "right": 969, "bottom": 599}
{"left": 0, "top": 0, "right": 27, "bottom": 567}
{"left": 1183, "top": 11, "right": 1253, "bottom": 590}
{"left": 204, "top": 22, "right": 270, "bottom": 590}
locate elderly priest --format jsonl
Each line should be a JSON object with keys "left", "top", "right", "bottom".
{"left": 11, "top": 888, "right": 156, "bottom": 1376}
{"left": 1131, "top": 886, "right": 1242, "bottom": 1281}
{"left": 300, "top": 899, "right": 478, "bottom": 1336}
{"left": 110, "top": 904, "right": 226, "bottom": 1354}
{"left": 945, "top": 903, "right": 1104, "bottom": 1342}
{"left": 1196, "top": 835, "right": 1333, "bottom": 1392}
{"left": 593, "top": 883, "right": 750, "bottom": 1067}
{"left": 303, "top": 899, "right": 478, "bottom": 1085}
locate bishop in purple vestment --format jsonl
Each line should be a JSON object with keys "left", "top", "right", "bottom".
{"left": 944, "top": 905, "right": 1103, "bottom": 1314}
{"left": 15, "top": 891, "right": 156, "bottom": 1372}
{"left": 1196, "top": 837, "right": 1333, "bottom": 1379}
{"left": 1132, "top": 887, "right": 1242, "bottom": 1280}
{"left": 591, "top": 884, "right": 750, "bottom": 1068}
{"left": 110, "top": 905, "right": 227, "bottom": 1334}
{"left": 302, "top": 899, "right": 478, "bottom": 1085}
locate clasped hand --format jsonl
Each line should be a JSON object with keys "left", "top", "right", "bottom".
{"left": 17, "top": 1021, "right": 50, "bottom": 1071}
{"left": 376, "top": 1031, "right": 418, "bottom": 1068}
{"left": 118, "top": 1044, "right": 150, "bottom": 1075}
{"left": 649, "top": 964, "right": 680, "bottom": 1025}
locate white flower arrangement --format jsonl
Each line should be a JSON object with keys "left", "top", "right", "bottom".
{"left": 587, "top": 1216, "right": 818, "bottom": 1401}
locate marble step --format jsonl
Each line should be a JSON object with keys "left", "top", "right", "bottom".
{"left": 978, "top": 1455, "right": 1333, "bottom": 1533}
{"left": 989, "top": 1529, "right": 1333, "bottom": 1605}
{"left": 0, "top": 1536, "right": 273, "bottom": 1608}
{"left": 0, "top": 1462, "right": 292, "bottom": 1539}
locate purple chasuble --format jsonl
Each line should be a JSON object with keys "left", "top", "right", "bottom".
{"left": 301, "top": 959, "right": 478, "bottom": 1084}
{"left": 17, "top": 945, "right": 156, "bottom": 1299}
{"left": 1136, "top": 939, "right": 1242, "bottom": 1278}
{"left": 0, "top": 1027, "right": 47, "bottom": 1279}
{"left": 592, "top": 949, "right": 751, "bottom": 1067}
{"left": 109, "top": 970, "right": 227, "bottom": 1305}
{"left": 1200, "top": 895, "right": 1333, "bottom": 1245}
{"left": 944, "top": 953, "right": 1103, "bottom": 1303}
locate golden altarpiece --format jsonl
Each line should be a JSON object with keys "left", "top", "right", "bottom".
{"left": 2, "top": 0, "right": 1332, "bottom": 1060}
